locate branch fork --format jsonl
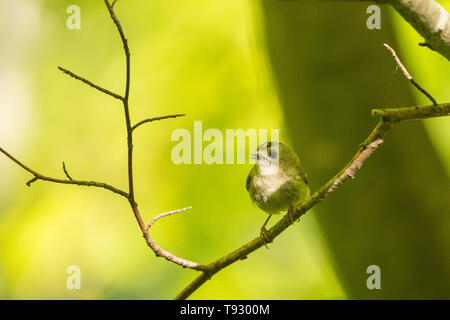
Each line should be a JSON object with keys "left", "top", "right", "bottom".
{"left": 1, "top": 0, "right": 198, "bottom": 273}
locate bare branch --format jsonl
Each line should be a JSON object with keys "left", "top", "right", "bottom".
{"left": 104, "top": 0, "right": 130, "bottom": 101}
{"left": 140, "top": 206, "right": 208, "bottom": 271}
{"left": 0, "top": 147, "right": 129, "bottom": 198}
{"left": 383, "top": 43, "right": 438, "bottom": 106}
{"left": 104, "top": 0, "right": 135, "bottom": 203}
{"left": 146, "top": 206, "right": 193, "bottom": 230}
{"left": 26, "top": 176, "right": 38, "bottom": 187}
{"left": 132, "top": 114, "right": 186, "bottom": 132}
{"left": 58, "top": 66, "right": 123, "bottom": 101}
{"left": 62, "top": 161, "right": 73, "bottom": 181}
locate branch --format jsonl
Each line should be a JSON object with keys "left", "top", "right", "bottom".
{"left": 373, "top": 103, "right": 450, "bottom": 121}
{"left": 104, "top": 0, "right": 130, "bottom": 101}
{"left": 104, "top": 0, "right": 138, "bottom": 222}
{"left": 383, "top": 43, "right": 437, "bottom": 106}
{"left": 142, "top": 207, "right": 210, "bottom": 271}
{"left": 104, "top": 0, "right": 134, "bottom": 200}
{"left": 328, "top": 139, "right": 384, "bottom": 192}
{"left": 175, "top": 100, "right": 450, "bottom": 300}
{"left": 174, "top": 43, "right": 449, "bottom": 299}
{"left": 0, "top": 147, "right": 129, "bottom": 198}
{"left": 389, "top": 0, "right": 450, "bottom": 61}
{"left": 146, "top": 206, "right": 193, "bottom": 230}
{"left": 58, "top": 66, "right": 123, "bottom": 101}
{"left": 62, "top": 161, "right": 73, "bottom": 181}
{"left": 103, "top": 0, "right": 201, "bottom": 270}
{"left": 132, "top": 114, "right": 186, "bottom": 132}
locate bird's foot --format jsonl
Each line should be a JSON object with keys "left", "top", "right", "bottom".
{"left": 260, "top": 226, "right": 271, "bottom": 249}
{"left": 288, "top": 206, "right": 295, "bottom": 224}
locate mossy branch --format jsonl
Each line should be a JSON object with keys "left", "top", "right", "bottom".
{"left": 372, "top": 103, "right": 450, "bottom": 121}
{"left": 174, "top": 101, "right": 449, "bottom": 299}
{"left": 174, "top": 44, "right": 449, "bottom": 299}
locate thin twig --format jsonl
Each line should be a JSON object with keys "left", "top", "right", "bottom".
{"left": 104, "top": 0, "right": 130, "bottom": 101}
{"left": 132, "top": 114, "right": 186, "bottom": 131}
{"left": 0, "top": 147, "right": 129, "bottom": 198}
{"left": 58, "top": 66, "right": 123, "bottom": 101}
{"left": 104, "top": 0, "right": 137, "bottom": 214}
{"left": 26, "top": 176, "right": 38, "bottom": 187}
{"left": 105, "top": 0, "right": 134, "bottom": 201}
{"left": 146, "top": 206, "right": 193, "bottom": 231}
{"left": 140, "top": 206, "right": 208, "bottom": 271}
{"left": 383, "top": 43, "right": 438, "bottom": 106}
{"left": 62, "top": 161, "right": 73, "bottom": 181}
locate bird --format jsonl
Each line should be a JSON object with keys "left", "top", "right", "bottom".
{"left": 246, "top": 142, "right": 310, "bottom": 246}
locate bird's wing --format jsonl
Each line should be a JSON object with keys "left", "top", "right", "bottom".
{"left": 297, "top": 165, "right": 308, "bottom": 186}
{"left": 246, "top": 169, "right": 253, "bottom": 191}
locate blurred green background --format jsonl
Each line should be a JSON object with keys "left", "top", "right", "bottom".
{"left": 0, "top": 0, "right": 449, "bottom": 299}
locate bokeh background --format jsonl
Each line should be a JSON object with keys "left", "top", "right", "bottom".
{"left": 0, "top": 0, "right": 449, "bottom": 299}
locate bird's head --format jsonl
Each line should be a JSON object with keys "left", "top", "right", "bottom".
{"left": 251, "top": 142, "right": 301, "bottom": 176}
{"left": 250, "top": 142, "right": 283, "bottom": 175}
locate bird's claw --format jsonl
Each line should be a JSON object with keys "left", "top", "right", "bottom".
{"left": 288, "top": 206, "right": 295, "bottom": 224}
{"left": 260, "top": 227, "right": 271, "bottom": 248}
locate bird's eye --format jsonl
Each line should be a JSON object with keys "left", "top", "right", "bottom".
{"left": 270, "top": 151, "right": 278, "bottom": 159}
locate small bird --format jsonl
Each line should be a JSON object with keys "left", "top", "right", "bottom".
{"left": 246, "top": 142, "right": 310, "bottom": 245}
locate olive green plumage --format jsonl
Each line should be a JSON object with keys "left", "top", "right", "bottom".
{"left": 246, "top": 142, "right": 310, "bottom": 215}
